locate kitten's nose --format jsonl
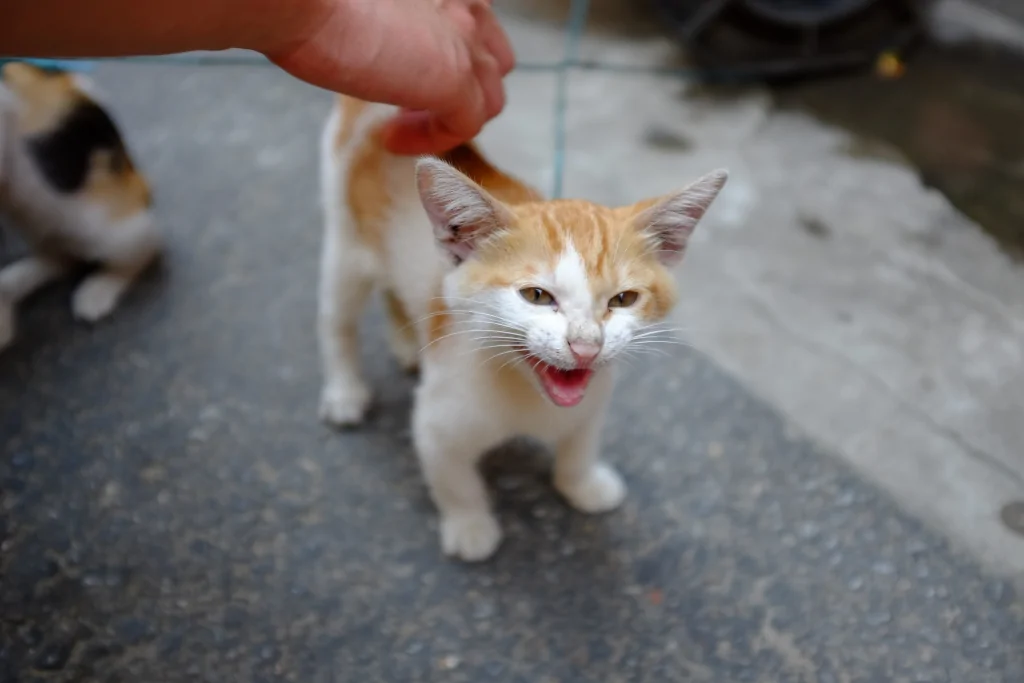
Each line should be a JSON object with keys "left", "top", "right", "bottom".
{"left": 569, "top": 341, "right": 601, "bottom": 366}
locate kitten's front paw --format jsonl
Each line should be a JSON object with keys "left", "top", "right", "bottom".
{"left": 557, "top": 463, "right": 626, "bottom": 514}
{"left": 72, "top": 276, "right": 122, "bottom": 322}
{"left": 440, "top": 511, "right": 502, "bottom": 562}
{"left": 319, "top": 381, "right": 371, "bottom": 427}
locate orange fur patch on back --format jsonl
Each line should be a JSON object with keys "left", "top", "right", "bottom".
{"left": 338, "top": 94, "right": 544, "bottom": 253}
{"left": 335, "top": 96, "right": 390, "bottom": 251}
{"left": 346, "top": 135, "right": 388, "bottom": 251}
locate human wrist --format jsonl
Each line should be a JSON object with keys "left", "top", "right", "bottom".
{"left": 1, "top": 0, "right": 341, "bottom": 58}
{"left": 242, "top": 0, "right": 347, "bottom": 57}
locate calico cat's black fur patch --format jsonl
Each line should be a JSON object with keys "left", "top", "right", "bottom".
{"left": 25, "top": 98, "right": 132, "bottom": 194}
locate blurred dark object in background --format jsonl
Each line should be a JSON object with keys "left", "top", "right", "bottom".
{"left": 651, "top": 0, "right": 936, "bottom": 80}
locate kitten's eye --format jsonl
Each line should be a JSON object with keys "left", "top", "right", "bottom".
{"left": 519, "top": 287, "right": 556, "bottom": 306}
{"left": 609, "top": 291, "right": 639, "bottom": 308}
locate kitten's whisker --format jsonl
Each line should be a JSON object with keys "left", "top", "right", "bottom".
{"left": 631, "top": 336, "right": 690, "bottom": 345}
{"left": 630, "top": 339, "right": 691, "bottom": 350}
{"left": 632, "top": 330, "right": 684, "bottom": 341}
{"left": 498, "top": 349, "right": 536, "bottom": 372}
{"left": 632, "top": 325, "right": 691, "bottom": 340}
{"left": 474, "top": 343, "right": 521, "bottom": 353}
{"left": 627, "top": 346, "right": 673, "bottom": 359}
{"left": 470, "top": 335, "right": 523, "bottom": 343}
{"left": 634, "top": 322, "right": 686, "bottom": 333}
{"left": 420, "top": 327, "right": 523, "bottom": 352}
{"left": 484, "top": 348, "right": 524, "bottom": 366}
{"left": 630, "top": 331, "right": 688, "bottom": 342}
{"left": 481, "top": 345, "right": 520, "bottom": 356}
{"left": 440, "top": 311, "right": 523, "bottom": 328}
{"left": 499, "top": 355, "right": 530, "bottom": 372}
{"left": 466, "top": 331, "right": 524, "bottom": 341}
{"left": 443, "top": 313, "right": 526, "bottom": 334}
{"left": 409, "top": 306, "right": 524, "bottom": 332}
{"left": 432, "top": 296, "right": 519, "bottom": 317}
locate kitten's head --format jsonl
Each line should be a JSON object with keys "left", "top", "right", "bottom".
{"left": 416, "top": 158, "right": 727, "bottom": 408}
{"left": 1, "top": 61, "right": 150, "bottom": 205}
{"left": 1, "top": 61, "right": 101, "bottom": 136}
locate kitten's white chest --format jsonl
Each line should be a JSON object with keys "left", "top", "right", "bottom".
{"left": 418, "top": 343, "right": 614, "bottom": 449}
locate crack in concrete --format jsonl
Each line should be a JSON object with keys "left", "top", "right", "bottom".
{"left": 754, "top": 608, "right": 817, "bottom": 683}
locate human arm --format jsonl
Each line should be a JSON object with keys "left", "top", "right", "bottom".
{"left": 3, "top": 0, "right": 515, "bottom": 155}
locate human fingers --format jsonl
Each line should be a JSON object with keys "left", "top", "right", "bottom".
{"left": 379, "top": 109, "right": 466, "bottom": 155}
{"left": 471, "top": 1, "right": 515, "bottom": 76}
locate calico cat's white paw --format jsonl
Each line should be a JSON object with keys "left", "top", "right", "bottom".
{"left": 319, "top": 381, "right": 371, "bottom": 427}
{"left": 440, "top": 511, "right": 502, "bottom": 562}
{"left": 72, "top": 275, "right": 123, "bottom": 322}
{"left": 0, "top": 299, "right": 14, "bottom": 351}
{"left": 557, "top": 463, "right": 626, "bottom": 514}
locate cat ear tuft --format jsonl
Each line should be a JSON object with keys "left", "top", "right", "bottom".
{"left": 634, "top": 168, "right": 728, "bottom": 266}
{"left": 415, "top": 157, "right": 513, "bottom": 265}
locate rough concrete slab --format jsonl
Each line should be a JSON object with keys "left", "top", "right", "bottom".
{"left": 0, "top": 59, "right": 1023, "bottom": 683}
{"left": 562, "top": 68, "right": 1024, "bottom": 577}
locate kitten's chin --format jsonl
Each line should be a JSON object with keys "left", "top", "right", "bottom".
{"left": 531, "top": 361, "right": 594, "bottom": 407}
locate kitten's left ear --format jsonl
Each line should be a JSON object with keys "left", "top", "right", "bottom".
{"left": 416, "top": 157, "right": 515, "bottom": 265}
{"left": 633, "top": 168, "right": 729, "bottom": 266}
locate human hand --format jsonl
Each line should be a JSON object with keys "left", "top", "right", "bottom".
{"left": 264, "top": 0, "right": 515, "bottom": 155}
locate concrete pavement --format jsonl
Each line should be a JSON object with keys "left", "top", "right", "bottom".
{"left": 1, "top": 1, "right": 1023, "bottom": 680}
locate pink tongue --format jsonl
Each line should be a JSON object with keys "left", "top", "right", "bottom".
{"left": 537, "top": 366, "right": 593, "bottom": 407}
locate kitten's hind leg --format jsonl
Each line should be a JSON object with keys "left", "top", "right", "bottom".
{"left": 318, "top": 221, "right": 376, "bottom": 427}
{"left": 382, "top": 288, "right": 419, "bottom": 373}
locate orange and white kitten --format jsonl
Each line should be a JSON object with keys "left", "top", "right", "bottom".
{"left": 0, "top": 62, "right": 158, "bottom": 351}
{"left": 319, "top": 95, "right": 727, "bottom": 562}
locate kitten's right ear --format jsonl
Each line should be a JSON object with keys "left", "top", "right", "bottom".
{"left": 415, "top": 157, "right": 514, "bottom": 265}
{"left": 632, "top": 168, "right": 728, "bottom": 267}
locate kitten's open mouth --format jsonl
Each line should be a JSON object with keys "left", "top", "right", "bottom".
{"left": 532, "top": 361, "right": 594, "bottom": 407}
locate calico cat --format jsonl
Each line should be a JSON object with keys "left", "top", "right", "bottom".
{"left": 319, "top": 95, "right": 727, "bottom": 562}
{"left": 0, "top": 61, "right": 158, "bottom": 351}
